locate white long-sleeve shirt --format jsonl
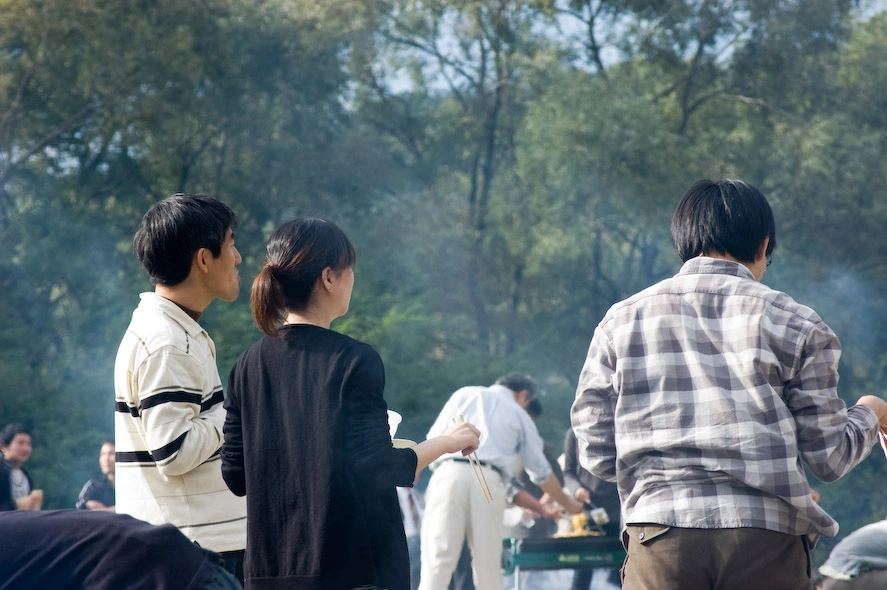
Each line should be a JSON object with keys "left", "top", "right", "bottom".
{"left": 426, "top": 383, "right": 552, "bottom": 485}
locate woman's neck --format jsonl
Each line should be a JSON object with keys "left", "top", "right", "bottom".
{"left": 284, "top": 310, "right": 331, "bottom": 330}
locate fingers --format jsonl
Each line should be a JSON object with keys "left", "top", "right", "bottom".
{"left": 455, "top": 421, "right": 480, "bottom": 450}
{"left": 459, "top": 421, "right": 481, "bottom": 438}
{"left": 445, "top": 418, "right": 480, "bottom": 455}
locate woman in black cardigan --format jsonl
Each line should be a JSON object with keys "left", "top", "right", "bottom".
{"left": 222, "top": 218, "right": 479, "bottom": 590}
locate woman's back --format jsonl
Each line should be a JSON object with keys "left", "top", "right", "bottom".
{"left": 223, "top": 324, "right": 416, "bottom": 590}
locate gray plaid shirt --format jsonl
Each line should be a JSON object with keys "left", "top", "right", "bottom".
{"left": 571, "top": 257, "right": 879, "bottom": 543}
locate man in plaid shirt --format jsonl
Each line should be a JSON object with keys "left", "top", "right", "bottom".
{"left": 571, "top": 178, "right": 887, "bottom": 590}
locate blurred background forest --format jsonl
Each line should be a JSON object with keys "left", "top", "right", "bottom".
{"left": 3, "top": 0, "right": 887, "bottom": 564}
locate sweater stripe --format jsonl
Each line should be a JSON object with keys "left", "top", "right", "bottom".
{"left": 115, "top": 390, "right": 223, "bottom": 417}
{"left": 116, "top": 450, "right": 154, "bottom": 464}
{"left": 151, "top": 431, "right": 188, "bottom": 462}
{"left": 141, "top": 391, "right": 203, "bottom": 411}
{"left": 114, "top": 433, "right": 189, "bottom": 464}
{"left": 200, "top": 390, "right": 224, "bottom": 412}
{"left": 116, "top": 401, "right": 139, "bottom": 417}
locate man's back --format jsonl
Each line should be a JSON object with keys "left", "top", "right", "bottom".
{"left": 571, "top": 177, "right": 887, "bottom": 589}
{"left": 575, "top": 257, "right": 878, "bottom": 541}
{"left": 427, "top": 384, "right": 550, "bottom": 483}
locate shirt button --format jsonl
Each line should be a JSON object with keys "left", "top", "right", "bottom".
{"left": 638, "top": 532, "right": 645, "bottom": 540}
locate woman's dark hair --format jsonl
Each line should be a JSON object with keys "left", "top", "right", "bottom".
{"left": 0, "top": 423, "right": 30, "bottom": 447}
{"left": 251, "top": 218, "right": 356, "bottom": 336}
{"left": 133, "top": 194, "right": 238, "bottom": 287}
{"left": 671, "top": 179, "right": 776, "bottom": 263}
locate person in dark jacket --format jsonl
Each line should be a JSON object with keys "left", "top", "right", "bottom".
{"left": 564, "top": 427, "right": 621, "bottom": 589}
{"left": 0, "top": 510, "right": 241, "bottom": 590}
{"left": 75, "top": 439, "right": 115, "bottom": 511}
{"left": 0, "top": 423, "right": 39, "bottom": 511}
{"left": 221, "top": 218, "right": 480, "bottom": 590}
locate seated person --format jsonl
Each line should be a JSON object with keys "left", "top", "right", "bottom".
{"left": 75, "top": 439, "right": 115, "bottom": 511}
{"left": 0, "top": 423, "right": 41, "bottom": 511}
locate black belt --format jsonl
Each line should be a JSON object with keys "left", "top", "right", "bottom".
{"left": 450, "top": 457, "right": 506, "bottom": 481}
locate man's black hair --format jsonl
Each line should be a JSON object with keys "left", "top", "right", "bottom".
{"left": 0, "top": 423, "right": 30, "bottom": 447}
{"left": 133, "top": 193, "right": 238, "bottom": 286}
{"left": 671, "top": 179, "right": 776, "bottom": 263}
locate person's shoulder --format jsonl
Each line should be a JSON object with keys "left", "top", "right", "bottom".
{"left": 763, "top": 287, "right": 824, "bottom": 321}
{"left": 452, "top": 384, "right": 487, "bottom": 400}
{"left": 597, "top": 277, "right": 671, "bottom": 324}
{"left": 229, "top": 334, "right": 287, "bottom": 376}
{"left": 847, "top": 518, "right": 887, "bottom": 540}
{"left": 341, "top": 335, "right": 383, "bottom": 365}
{"left": 79, "top": 476, "right": 99, "bottom": 488}
{"left": 298, "top": 327, "right": 383, "bottom": 366}
{"left": 125, "top": 294, "right": 197, "bottom": 352}
{"left": 739, "top": 283, "right": 830, "bottom": 335}
{"left": 237, "top": 334, "right": 270, "bottom": 358}
{"left": 454, "top": 384, "right": 484, "bottom": 394}
{"left": 314, "top": 329, "right": 377, "bottom": 356}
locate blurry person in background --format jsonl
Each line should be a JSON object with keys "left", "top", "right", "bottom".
{"left": 451, "top": 398, "right": 562, "bottom": 590}
{"left": 115, "top": 194, "right": 247, "bottom": 581}
{"left": 572, "top": 178, "right": 887, "bottom": 590}
{"left": 76, "top": 439, "right": 116, "bottom": 511}
{"left": 563, "top": 427, "right": 621, "bottom": 589}
{"left": 819, "top": 518, "right": 887, "bottom": 589}
{"left": 222, "top": 218, "right": 479, "bottom": 590}
{"left": 0, "top": 423, "right": 41, "bottom": 511}
{"left": 420, "top": 372, "right": 583, "bottom": 590}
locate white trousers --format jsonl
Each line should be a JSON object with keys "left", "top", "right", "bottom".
{"left": 418, "top": 460, "right": 506, "bottom": 590}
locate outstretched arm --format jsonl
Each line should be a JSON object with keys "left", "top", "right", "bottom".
{"left": 539, "top": 474, "right": 584, "bottom": 514}
{"left": 412, "top": 421, "right": 480, "bottom": 478}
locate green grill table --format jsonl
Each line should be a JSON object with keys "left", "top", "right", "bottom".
{"left": 502, "top": 536, "right": 625, "bottom": 590}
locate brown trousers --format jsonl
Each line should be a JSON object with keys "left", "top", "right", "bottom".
{"left": 621, "top": 524, "right": 812, "bottom": 590}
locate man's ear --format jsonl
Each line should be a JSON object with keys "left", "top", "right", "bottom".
{"left": 193, "top": 248, "right": 210, "bottom": 274}
{"left": 755, "top": 237, "right": 770, "bottom": 263}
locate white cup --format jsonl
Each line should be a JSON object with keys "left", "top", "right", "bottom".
{"left": 387, "top": 410, "right": 402, "bottom": 439}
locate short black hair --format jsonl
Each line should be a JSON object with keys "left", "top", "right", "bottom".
{"left": 671, "top": 179, "right": 776, "bottom": 263}
{"left": 0, "top": 423, "right": 30, "bottom": 447}
{"left": 495, "top": 372, "right": 539, "bottom": 400}
{"left": 133, "top": 194, "right": 238, "bottom": 287}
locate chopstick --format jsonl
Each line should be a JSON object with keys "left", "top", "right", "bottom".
{"left": 455, "top": 414, "right": 492, "bottom": 503}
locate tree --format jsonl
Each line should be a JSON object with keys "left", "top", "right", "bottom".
{"left": 0, "top": 0, "right": 353, "bottom": 507}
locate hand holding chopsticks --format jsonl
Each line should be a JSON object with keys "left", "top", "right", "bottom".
{"left": 453, "top": 415, "right": 493, "bottom": 503}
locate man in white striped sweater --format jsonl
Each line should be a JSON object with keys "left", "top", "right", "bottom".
{"left": 114, "top": 194, "right": 247, "bottom": 582}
